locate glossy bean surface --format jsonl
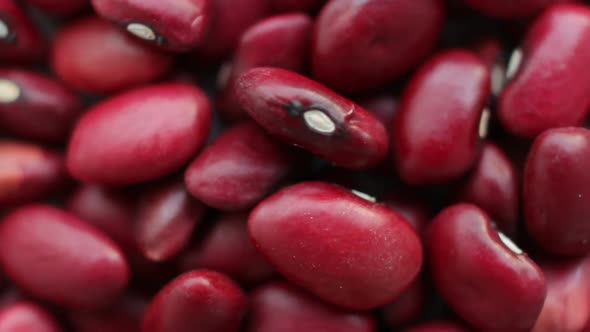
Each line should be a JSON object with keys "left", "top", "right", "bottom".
{"left": 0, "top": 0, "right": 45, "bottom": 63}
{"left": 0, "top": 302, "right": 62, "bottom": 332}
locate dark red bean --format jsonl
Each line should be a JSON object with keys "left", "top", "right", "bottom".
{"left": 381, "top": 277, "right": 426, "bottom": 329}
{"left": 24, "top": 0, "right": 89, "bottom": 16}
{"left": 524, "top": 127, "right": 590, "bottom": 256}
{"left": 69, "top": 295, "right": 146, "bottom": 332}
{"left": 499, "top": 4, "right": 590, "bottom": 138}
{"left": 312, "top": 0, "right": 444, "bottom": 93}
{"left": 358, "top": 95, "right": 398, "bottom": 134}
{"left": 179, "top": 212, "right": 275, "bottom": 284}
{"left": 51, "top": 17, "right": 173, "bottom": 94}
{"left": 247, "top": 281, "right": 376, "bottom": 332}
{"left": 0, "top": 68, "right": 83, "bottom": 142}
{"left": 393, "top": 50, "right": 490, "bottom": 185}
{"left": 249, "top": 181, "right": 423, "bottom": 310}
{"left": 427, "top": 204, "right": 546, "bottom": 332}
{"left": 270, "top": 0, "right": 326, "bottom": 12}
{"left": 0, "top": 0, "right": 45, "bottom": 64}
{"left": 0, "top": 205, "right": 130, "bottom": 309}
{"left": 91, "top": 0, "right": 212, "bottom": 51}
{"left": 400, "top": 322, "right": 471, "bottom": 332}
{"left": 383, "top": 193, "right": 430, "bottom": 237}
{"left": 142, "top": 270, "right": 247, "bottom": 332}
{"left": 0, "top": 301, "right": 62, "bottom": 332}
{"left": 236, "top": 68, "right": 389, "bottom": 169}
{"left": 472, "top": 37, "right": 506, "bottom": 97}
{"left": 67, "top": 83, "right": 212, "bottom": 185}
{"left": 185, "top": 122, "right": 299, "bottom": 211}
{"left": 464, "top": 0, "right": 565, "bottom": 18}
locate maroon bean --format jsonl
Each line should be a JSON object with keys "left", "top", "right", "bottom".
{"left": 185, "top": 122, "right": 299, "bottom": 211}
{"left": 400, "top": 322, "right": 471, "bottom": 332}
{"left": 393, "top": 50, "right": 490, "bottom": 185}
{"left": 67, "top": 83, "right": 212, "bottom": 185}
{"left": 0, "top": 68, "right": 83, "bottom": 142}
{"left": 499, "top": 4, "right": 590, "bottom": 138}
{"left": 142, "top": 270, "right": 247, "bottom": 332}
{"left": 24, "top": 0, "right": 89, "bottom": 16}
{"left": 464, "top": 0, "right": 566, "bottom": 18}
{"left": 0, "top": 0, "right": 45, "bottom": 64}
{"left": 524, "top": 127, "right": 590, "bottom": 256}
{"left": 270, "top": 0, "right": 326, "bottom": 12}
{"left": 91, "top": 0, "right": 212, "bottom": 51}
{"left": 69, "top": 295, "right": 145, "bottom": 332}
{"left": 311, "top": 0, "right": 444, "bottom": 93}
{"left": 51, "top": 17, "right": 173, "bottom": 94}
{"left": 0, "top": 205, "right": 130, "bottom": 309}
{"left": 0, "top": 301, "right": 62, "bottom": 332}
{"left": 358, "top": 95, "right": 398, "bottom": 134}
{"left": 381, "top": 277, "right": 426, "bottom": 329}
{"left": 249, "top": 181, "right": 423, "bottom": 310}
{"left": 236, "top": 68, "right": 389, "bottom": 169}
{"left": 427, "top": 204, "right": 546, "bottom": 332}
{"left": 383, "top": 193, "right": 430, "bottom": 237}
{"left": 247, "top": 281, "right": 376, "bottom": 332}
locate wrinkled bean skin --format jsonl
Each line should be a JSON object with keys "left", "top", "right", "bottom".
{"left": 428, "top": 204, "right": 546, "bottom": 332}
{"left": 499, "top": 4, "right": 590, "bottom": 138}
{"left": 236, "top": 68, "right": 389, "bottom": 169}
{"left": 249, "top": 181, "right": 423, "bottom": 310}
{"left": 312, "top": 0, "right": 444, "bottom": 94}
{"left": 142, "top": 270, "right": 247, "bottom": 332}
{"left": 270, "top": 0, "right": 326, "bottom": 12}
{"left": 24, "top": 0, "right": 89, "bottom": 16}
{"left": 247, "top": 281, "right": 376, "bottom": 332}
{"left": 465, "top": 0, "right": 566, "bottom": 18}
{"left": 67, "top": 83, "right": 212, "bottom": 185}
{"left": 0, "top": 302, "right": 62, "bottom": 332}
{"left": 0, "top": 0, "right": 46, "bottom": 64}
{"left": 393, "top": 50, "right": 489, "bottom": 185}
{"left": 0, "top": 68, "right": 83, "bottom": 142}
{"left": 524, "top": 127, "right": 590, "bottom": 256}
{"left": 401, "top": 322, "right": 472, "bottom": 332}
{"left": 0, "top": 205, "right": 130, "bottom": 310}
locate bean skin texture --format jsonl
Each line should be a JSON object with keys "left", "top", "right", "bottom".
{"left": 236, "top": 68, "right": 389, "bottom": 170}
{"left": 0, "top": 302, "right": 62, "bottom": 332}
{"left": 312, "top": 0, "right": 444, "bottom": 94}
{"left": 67, "top": 83, "right": 212, "bottom": 185}
{"left": 464, "top": 0, "right": 567, "bottom": 18}
{"left": 0, "top": 0, "right": 46, "bottom": 64}
{"left": 24, "top": 0, "right": 89, "bottom": 16}
{"left": 249, "top": 181, "right": 423, "bottom": 310}
{"left": 0, "top": 205, "right": 130, "bottom": 310}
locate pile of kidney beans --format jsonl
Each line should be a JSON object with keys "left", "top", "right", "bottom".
{"left": 2, "top": 0, "right": 590, "bottom": 331}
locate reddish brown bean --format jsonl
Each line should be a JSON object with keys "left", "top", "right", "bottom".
{"left": 400, "top": 322, "right": 472, "bottom": 332}
{"left": 69, "top": 295, "right": 146, "bottom": 332}
{"left": 0, "top": 0, "right": 45, "bottom": 64}
{"left": 0, "top": 302, "right": 62, "bottom": 332}
{"left": 67, "top": 83, "right": 212, "bottom": 185}
{"left": 465, "top": 0, "right": 566, "bottom": 18}
{"left": 24, "top": 0, "right": 89, "bottom": 16}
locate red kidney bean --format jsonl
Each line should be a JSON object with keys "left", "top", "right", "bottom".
{"left": 400, "top": 322, "right": 472, "bottom": 332}
{"left": 464, "top": 0, "right": 565, "bottom": 18}
{"left": 472, "top": 37, "right": 506, "bottom": 97}
{"left": 136, "top": 180, "right": 205, "bottom": 262}
{"left": 185, "top": 122, "right": 299, "bottom": 211}
{"left": 0, "top": 141, "right": 66, "bottom": 206}
{"left": 0, "top": 0, "right": 45, "bottom": 64}
{"left": 51, "top": 17, "right": 173, "bottom": 94}
{"left": 0, "top": 68, "right": 83, "bottom": 142}
{"left": 393, "top": 50, "right": 490, "bottom": 185}
{"left": 247, "top": 281, "right": 376, "bottom": 332}
{"left": 524, "top": 127, "right": 590, "bottom": 256}
{"left": 142, "top": 270, "right": 247, "bottom": 332}
{"left": 381, "top": 277, "right": 426, "bottom": 329}
{"left": 24, "top": 0, "right": 89, "bottom": 16}
{"left": 270, "top": 0, "right": 326, "bottom": 12}
{"left": 179, "top": 212, "right": 275, "bottom": 284}
{"left": 236, "top": 68, "right": 389, "bottom": 169}
{"left": 0, "top": 205, "right": 130, "bottom": 309}
{"left": 311, "top": 0, "right": 444, "bottom": 94}
{"left": 91, "top": 0, "right": 212, "bottom": 51}
{"left": 217, "top": 12, "right": 313, "bottom": 121}
{"left": 499, "top": 4, "right": 590, "bottom": 138}
{"left": 69, "top": 295, "right": 146, "bottom": 332}
{"left": 0, "top": 301, "right": 62, "bottom": 332}
{"left": 67, "top": 83, "right": 212, "bottom": 185}
{"left": 249, "top": 181, "right": 423, "bottom": 310}
{"left": 427, "top": 203, "right": 546, "bottom": 332}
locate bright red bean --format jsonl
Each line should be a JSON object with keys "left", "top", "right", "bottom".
{"left": 499, "top": 4, "right": 590, "bottom": 138}
{"left": 0, "top": 302, "right": 62, "bottom": 332}
{"left": 67, "top": 83, "right": 212, "bottom": 185}
{"left": 312, "top": 0, "right": 444, "bottom": 93}
{"left": 69, "top": 295, "right": 146, "bottom": 332}
{"left": 393, "top": 50, "right": 490, "bottom": 185}
{"left": 142, "top": 270, "right": 247, "bottom": 332}
{"left": 247, "top": 281, "right": 376, "bottom": 332}
{"left": 24, "top": 0, "right": 89, "bottom": 16}
{"left": 249, "top": 181, "right": 423, "bottom": 310}
{"left": 427, "top": 204, "right": 546, "bottom": 332}
{"left": 400, "top": 322, "right": 471, "bottom": 332}
{"left": 0, "top": 205, "right": 130, "bottom": 309}
{"left": 236, "top": 68, "right": 389, "bottom": 169}
{"left": 0, "top": 68, "right": 83, "bottom": 142}
{"left": 464, "top": 0, "right": 566, "bottom": 18}
{"left": 524, "top": 127, "right": 590, "bottom": 256}
{"left": 0, "top": 0, "right": 45, "bottom": 64}
{"left": 51, "top": 17, "right": 173, "bottom": 94}
{"left": 381, "top": 277, "right": 426, "bottom": 329}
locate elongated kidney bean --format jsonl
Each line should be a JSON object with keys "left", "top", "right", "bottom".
{"left": 465, "top": 0, "right": 565, "bottom": 18}
{"left": 69, "top": 295, "right": 146, "bottom": 332}
{"left": 499, "top": 4, "right": 590, "bottom": 138}
{"left": 247, "top": 281, "right": 376, "bottom": 332}
{"left": 381, "top": 277, "right": 426, "bottom": 329}
{"left": 249, "top": 181, "right": 423, "bottom": 310}
{"left": 0, "top": 205, "right": 130, "bottom": 309}
{"left": 51, "top": 17, "right": 173, "bottom": 94}
{"left": 312, "top": 0, "right": 444, "bottom": 93}
{"left": 0, "top": 68, "right": 82, "bottom": 142}
{"left": 401, "top": 322, "right": 471, "bottom": 332}
{"left": 142, "top": 270, "right": 247, "bottom": 332}
{"left": 393, "top": 50, "right": 489, "bottom": 185}
{"left": 270, "top": 0, "right": 325, "bottom": 12}
{"left": 524, "top": 127, "right": 590, "bottom": 256}
{"left": 236, "top": 68, "right": 389, "bottom": 169}
{"left": 0, "top": 302, "right": 62, "bottom": 332}
{"left": 0, "top": 0, "right": 45, "bottom": 64}
{"left": 67, "top": 83, "right": 212, "bottom": 185}
{"left": 427, "top": 204, "right": 546, "bottom": 332}
{"left": 185, "top": 122, "right": 299, "bottom": 211}
{"left": 24, "top": 0, "right": 89, "bottom": 16}
{"left": 91, "top": 0, "right": 212, "bottom": 51}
